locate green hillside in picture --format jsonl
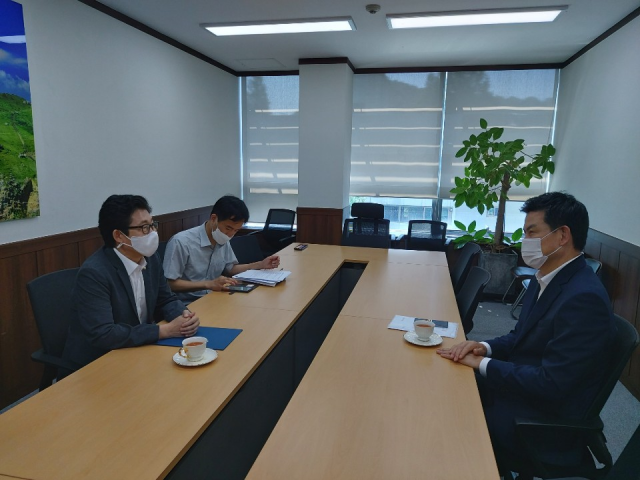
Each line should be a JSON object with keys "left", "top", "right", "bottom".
{"left": 0, "top": 92, "right": 39, "bottom": 220}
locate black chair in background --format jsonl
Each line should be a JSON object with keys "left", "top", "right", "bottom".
{"left": 502, "top": 265, "right": 537, "bottom": 304}
{"left": 230, "top": 234, "right": 265, "bottom": 264}
{"left": 501, "top": 314, "right": 639, "bottom": 480}
{"left": 26, "top": 268, "right": 81, "bottom": 390}
{"left": 450, "top": 242, "right": 482, "bottom": 294}
{"left": 455, "top": 266, "right": 491, "bottom": 335}
{"left": 157, "top": 240, "right": 168, "bottom": 263}
{"left": 251, "top": 208, "right": 296, "bottom": 256}
{"left": 341, "top": 202, "right": 391, "bottom": 249}
{"left": 510, "top": 257, "right": 603, "bottom": 319}
{"left": 406, "top": 220, "right": 447, "bottom": 251}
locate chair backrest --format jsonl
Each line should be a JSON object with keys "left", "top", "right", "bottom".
{"left": 263, "top": 208, "right": 296, "bottom": 241}
{"left": 230, "top": 235, "right": 265, "bottom": 264}
{"left": 586, "top": 257, "right": 603, "bottom": 276}
{"left": 351, "top": 202, "right": 384, "bottom": 219}
{"left": 26, "top": 268, "right": 80, "bottom": 358}
{"left": 584, "top": 314, "right": 639, "bottom": 419}
{"left": 407, "top": 220, "right": 447, "bottom": 251}
{"left": 157, "top": 240, "right": 168, "bottom": 263}
{"left": 342, "top": 218, "right": 391, "bottom": 249}
{"left": 455, "top": 266, "right": 491, "bottom": 335}
{"left": 450, "top": 242, "right": 482, "bottom": 294}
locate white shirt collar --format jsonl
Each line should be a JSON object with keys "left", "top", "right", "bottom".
{"left": 113, "top": 247, "right": 147, "bottom": 275}
{"left": 535, "top": 253, "right": 582, "bottom": 296}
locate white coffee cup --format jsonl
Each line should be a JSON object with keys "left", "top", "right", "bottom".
{"left": 178, "top": 336, "right": 207, "bottom": 362}
{"left": 414, "top": 319, "right": 435, "bottom": 341}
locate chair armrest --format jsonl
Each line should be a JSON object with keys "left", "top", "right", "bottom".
{"left": 515, "top": 415, "right": 603, "bottom": 433}
{"left": 31, "top": 349, "right": 80, "bottom": 373}
{"left": 277, "top": 234, "right": 296, "bottom": 244}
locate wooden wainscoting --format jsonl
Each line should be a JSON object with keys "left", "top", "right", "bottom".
{"left": 296, "top": 207, "right": 347, "bottom": 246}
{"left": 585, "top": 229, "right": 640, "bottom": 400}
{"left": 0, "top": 206, "right": 210, "bottom": 410}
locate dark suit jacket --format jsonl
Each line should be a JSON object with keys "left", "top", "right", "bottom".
{"left": 486, "top": 254, "right": 616, "bottom": 419}
{"left": 63, "top": 247, "right": 186, "bottom": 369}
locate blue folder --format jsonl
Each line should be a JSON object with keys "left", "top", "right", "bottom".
{"left": 156, "top": 326, "right": 242, "bottom": 350}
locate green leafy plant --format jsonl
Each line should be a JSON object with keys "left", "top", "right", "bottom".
{"left": 450, "top": 118, "right": 555, "bottom": 251}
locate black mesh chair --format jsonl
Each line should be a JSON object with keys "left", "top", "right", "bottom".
{"left": 252, "top": 208, "right": 296, "bottom": 256}
{"left": 230, "top": 234, "right": 265, "bottom": 264}
{"left": 157, "top": 240, "right": 168, "bottom": 263}
{"left": 455, "top": 266, "right": 491, "bottom": 335}
{"left": 500, "top": 314, "right": 640, "bottom": 480}
{"left": 27, "top": 268, "right": 81, "bottom": 390}
{"left": 450, "top": 242, "right": 482, "bottom": 294}
{"left": 406, "top": 220, "right": 447, "bottom": 251}
{"left": 341, "top": 202, "right": 390, "bottom": 249}
{"left": 502, "top": 266, "right": 537, "bottom": 304}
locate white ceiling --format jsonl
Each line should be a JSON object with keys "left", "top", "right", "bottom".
{"left": 93, "top": 0, "right": 640, "bottom": 73}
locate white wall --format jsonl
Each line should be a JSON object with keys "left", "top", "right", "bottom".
{"left": 552, "top": 15, "right": 640, "bottom": 246}
{"left": 0, "top": 0, "right": 239, "bottom": 245}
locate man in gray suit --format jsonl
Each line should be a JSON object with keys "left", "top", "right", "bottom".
{"left": 63, "top": 195, "right": 199, "bottom": 370}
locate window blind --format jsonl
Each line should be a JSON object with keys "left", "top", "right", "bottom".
{"left": 241, "top": 76, "right": 299, "bottom": 222}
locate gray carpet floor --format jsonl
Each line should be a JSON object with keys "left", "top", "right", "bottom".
{"left": 469, "top": 299, "right": 640, "bottom": 476}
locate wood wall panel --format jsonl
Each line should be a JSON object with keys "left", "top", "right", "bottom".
{"left": 183, "top": 214, "right": 203, "bottom": 231}
{"left": 36, "top": 244, "right": 80, "bottom": 277}
{"left": 296, "top": 207, "right": 347, "bottom": 245}
{"left": 0, "top": 205, "right": 212, "bottom": 410}
{"left": 78, "top": 234, "right": 104, "bottom": 263}
{"left": 0, "top": 253, "right": 40, "bottom": 408}
{"left": 159, "top": 220, "right": 183, "bottom": 241}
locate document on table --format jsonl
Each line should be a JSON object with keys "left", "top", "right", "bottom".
{"left": 233, "top": 269, "right": 291, "bottom": 287}
{"left": 388, "top": 315, "right": 458, "bottom": 338}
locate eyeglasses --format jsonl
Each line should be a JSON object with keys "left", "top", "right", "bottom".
{"left": 129, "top": 221, "right": 159, "bottom": 235}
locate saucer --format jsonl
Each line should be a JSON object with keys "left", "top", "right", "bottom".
{"left": 173, "top": 348, "right": 218, "bottom": 367}
{"left": 404, "top": 331, "right": 443, "bottom": 347}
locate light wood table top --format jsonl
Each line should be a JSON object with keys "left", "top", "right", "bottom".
{"left": 279, "top": 243, "right": 449, "bottom": 266}
{"left": 0, "top": 303, "right": 298, "bottom": 480}
{"left": 0, "top": 245, "right": 498, "bottom": 480}
{"left": 247, "top": 315, "right": 498, "bottom": 480}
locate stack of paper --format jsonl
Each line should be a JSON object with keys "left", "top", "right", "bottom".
{"left": 233, "top": 269, "right": 291, "bottom": 287}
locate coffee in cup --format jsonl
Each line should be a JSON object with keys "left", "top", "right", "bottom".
{"left": 178, "top": 336, "right": 208, "bottom": 361}
{"left": 414, "top": 319, "right": 435, "bottom": 341}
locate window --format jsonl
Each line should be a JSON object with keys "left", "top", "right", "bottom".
{"left": 241, "top": 76, "right": 299, "bottom": 222}
{"left": 349, "top": 69, "right": 559, "bottom": 235}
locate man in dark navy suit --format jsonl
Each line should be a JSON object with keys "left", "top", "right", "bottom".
{"left": 437, "top": 192, "right": 615, "bottom": 468}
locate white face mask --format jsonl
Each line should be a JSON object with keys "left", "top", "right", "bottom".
{"left": 117, "top": 230, "right": 159, "bottom": 257}
{"left": 521, "top": 227, "right": 562, "bottom": 269}
{"left": 211, "top": 225, "right": 231, "bottom": 245}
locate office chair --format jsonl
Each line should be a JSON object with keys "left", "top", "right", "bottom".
{"left": 406, "top": 220, "right": 447, "bottom": 252}
{"left": 455, "top": 266, "right": 491, "bottom": 335}
{"left": 341, "top": 203, "right": 390, "bottom": 249}
{"left": 500, "top": 314, "right": 639, "bottom": 480}
{"left": 510, "top": 257, "right": 603, "bottom": 319}
{"left": 502, "top": 266, "right": 537, "bottom": 304}
{"left": 252, "top": 208, "right": 296, "bottom": 256}
{"left": 449, "top": 242, "right": 482, "bottom": 294}
{"left": 230, "top": 234, "right": 265, "bottom": 264}
{"left": 27, "top": 268, "right": 81, "bottom": 390}
{"left": 157, "top": 240, "right": 168, "bottom": 263}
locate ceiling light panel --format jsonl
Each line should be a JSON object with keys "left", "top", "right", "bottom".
{"left": 203, "top": 18, "right": 355, "bottom": 36}
{"left": 387, "top": 7, "right": 568, "bottom": 29}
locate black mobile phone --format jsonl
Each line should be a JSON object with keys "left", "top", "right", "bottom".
{"left": 432, "top": 320, "right": 448, "bottom": 328}
{"left": 227, "top": 284, "right": 257, "bottom": 293}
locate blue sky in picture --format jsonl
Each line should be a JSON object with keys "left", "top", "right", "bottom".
{"left": 0, "top": 0, "right": 31, "bottom": 101}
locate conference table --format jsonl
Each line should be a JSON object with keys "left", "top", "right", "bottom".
{"left": 0, "top": 244, "right": 499, "bottom": 480}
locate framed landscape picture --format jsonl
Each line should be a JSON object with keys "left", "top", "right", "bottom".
{"left": 0, "top": 0, "right": 38, "bottom": 221}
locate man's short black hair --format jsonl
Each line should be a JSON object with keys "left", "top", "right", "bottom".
{"left": 521, "top": 191, "right": 589, "bottom": 251}
{"left": 211, "top": 195, "right": 249, "bottom": 223}
{"left": 98, "top": 195, "right": 152, "bottom": 248}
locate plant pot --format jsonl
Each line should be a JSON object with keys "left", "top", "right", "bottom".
{"left": 478, "top": 249, "right": 518, "bottom": 296}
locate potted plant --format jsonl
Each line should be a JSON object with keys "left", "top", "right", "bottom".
{"left": 449, "top": 118, "right": 555, "bottom": 294}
